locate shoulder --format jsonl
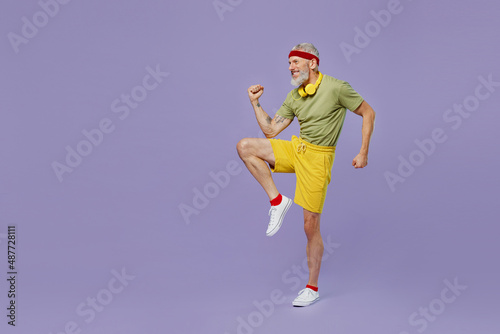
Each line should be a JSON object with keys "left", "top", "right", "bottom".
{"left": 323, "top": 74, "right": 360, "bottom": 97}
{"left": 283, "top": 88, "right": 301, "bottom": 103}
{"left": 322, "top": 74, "right": 348, "bottom": 87}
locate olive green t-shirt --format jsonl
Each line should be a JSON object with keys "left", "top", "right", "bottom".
{"left": 277, "top": 74, "right": 364, "bottom": 147}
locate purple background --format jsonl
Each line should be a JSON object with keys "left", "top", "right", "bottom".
{"left": 1, "top": 0, "right": 499, "bottom": 333}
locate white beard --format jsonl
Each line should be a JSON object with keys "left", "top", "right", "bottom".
{"left": 291, "top": 69, "right": 309, "bottom": 87}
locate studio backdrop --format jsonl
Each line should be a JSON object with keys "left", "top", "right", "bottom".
{"left": 1, "top": 0, "right": 499, "bottom": 333}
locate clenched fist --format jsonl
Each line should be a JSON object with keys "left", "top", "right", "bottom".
{"left": 248, "top": 85, "right": 264, "bottom": 102}
{"left": 352, "top": 153, "right": 368, "bottom": 169}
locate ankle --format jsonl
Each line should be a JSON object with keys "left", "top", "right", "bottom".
{"left": 306, "top": 284, "right": 318, "bottom": 292}
{"left": 270, "top": 193, "right": 282, "bottom": 206}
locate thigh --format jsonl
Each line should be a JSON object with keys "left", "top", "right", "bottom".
{"left": 303, "top": 208, "right": 321, "bottom": 220}
{"left": 242, "top": 137, "right": 277, "bottom": 166}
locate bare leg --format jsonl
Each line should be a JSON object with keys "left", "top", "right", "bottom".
{"left": 236, "top": 138, "right": 279, "bottom": 201}
{"left": 303, "top": 208, "right": 323, "bottom": 287}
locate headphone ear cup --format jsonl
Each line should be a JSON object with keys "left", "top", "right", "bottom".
{"left": 298, "top": 72, "right": 323, "bottom": 98}
{"left": 304, "top": 84, "right": 316, "bottom": 95}
{"left": 298, "top": 86, "right": 307, "bottom": 97}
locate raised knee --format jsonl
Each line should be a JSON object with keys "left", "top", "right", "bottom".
{"left": 236, "top": 138, "right": 252, "bottom": 157}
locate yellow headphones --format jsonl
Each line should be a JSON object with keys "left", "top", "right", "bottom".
{"left": 298, "top": 72, "right": 323, "bottom": 97}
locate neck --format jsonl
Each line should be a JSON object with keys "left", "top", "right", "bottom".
{"left": 303, "top": 71, "right": 320, "bottom": 86}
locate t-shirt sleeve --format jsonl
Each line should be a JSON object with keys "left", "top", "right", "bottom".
{"left": 338, "top": 82, "right": 364, "bottom": 112}
{"left": 276, "top": 92, "right": 295, "bottom": 120}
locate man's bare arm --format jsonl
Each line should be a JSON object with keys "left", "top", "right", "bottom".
{"left": 351, "top": 100, "right": 376, "bottom": 168}
{"left": 248, "top": 85, "right": 292, "bottom": 138}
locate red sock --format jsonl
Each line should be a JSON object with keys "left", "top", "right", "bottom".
{"left": 306, "top": 285, "right": 318, "bottom": 292}
{"left": 270, "top": 194, "right": 282, "bottom": 206}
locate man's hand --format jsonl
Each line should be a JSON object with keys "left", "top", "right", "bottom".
{"left": 248, "top": 85, "right": 264, "bottom": 102}
{"left": 352, "top": 153, "right": 368, "bottom": 169}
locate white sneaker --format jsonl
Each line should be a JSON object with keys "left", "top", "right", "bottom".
{"left": 266, "top": 195, "right": 292, "bottom": 237}
{"left": 292, "top": 288, "right": 320, "bottom": 307}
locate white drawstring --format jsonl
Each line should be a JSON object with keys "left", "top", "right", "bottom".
{"left": 297, "top": 142, "right": 306, "bottom": 154}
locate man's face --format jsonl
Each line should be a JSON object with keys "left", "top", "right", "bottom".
{"left": 289, "top": 56, "right": 309, "bottom": 86}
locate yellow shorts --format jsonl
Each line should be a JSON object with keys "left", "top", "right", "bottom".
{"left": 269, "top": 135, "right": 336, "bottom": 213}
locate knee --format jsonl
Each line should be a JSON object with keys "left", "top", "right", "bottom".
{"left": 304, "top": 216, "right": 320, "bottom": 237}
{"left": 236, "top": 138, "right": 252, "bottom": 158}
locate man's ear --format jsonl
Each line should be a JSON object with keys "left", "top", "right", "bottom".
{"left": 309, "top": 59, "right": 317, "bottom": 69}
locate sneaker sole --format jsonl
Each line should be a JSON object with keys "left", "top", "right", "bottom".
{"left": 266, "top": 198, "right": 292, "bottom": 237}
{"left": 292, "top": 296, "right": 320, "bottom": 307}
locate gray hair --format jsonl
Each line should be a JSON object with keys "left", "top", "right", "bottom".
{"left": 291, "top": 43, "right": 320, "bottom": 71}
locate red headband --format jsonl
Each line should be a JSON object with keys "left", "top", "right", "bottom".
{"left": 288, "top": 50, "right": 320, "bottom": 65}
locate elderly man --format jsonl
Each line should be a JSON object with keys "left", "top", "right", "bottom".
{"left": 237, "top": 43, "right": 375, "bottom": 306}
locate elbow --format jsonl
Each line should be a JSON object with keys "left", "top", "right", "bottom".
{"left": 263, "top": 127, "right": 278, "bottom": 139}
{"left": 363, "top": 107, "right": 375, "bottom": 120}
